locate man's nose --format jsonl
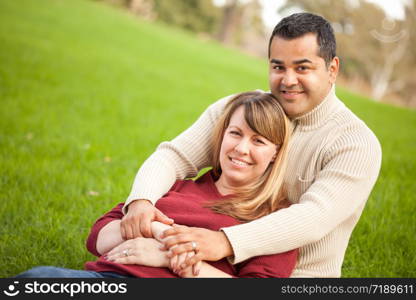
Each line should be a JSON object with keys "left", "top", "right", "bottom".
{"left": 281, "top": 69, "right": 298, "bottom": 86}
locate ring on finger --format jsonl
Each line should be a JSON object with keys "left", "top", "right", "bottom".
{"left": 122, "top": 249, "right": 130, "bottom": 257}
{"left": 190, "top": 241, "right": 197, "bottom": 251}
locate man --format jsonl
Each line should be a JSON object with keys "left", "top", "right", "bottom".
{"left": 119, "top": 13, "right": 382, "bottom": 277}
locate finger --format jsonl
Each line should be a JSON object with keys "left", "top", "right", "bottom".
{"left": 155, "top": 209, "right": 174, "bottom": 225}
{"left": 164, "top": 235, "right": 192, "bottom": 250}
{"left": 186, "top": 251, "right": 196, "bottom": 273}
{"left": 193, "top": 261, "right": 202, "bottom": 276}
{"left": 166, "top": 239, "right": 196, "bottom": 255}
{"left": 178, "top": 269, "right": 190, "bottom": 278}
{"left": 170, "top": 254, "right": 178, "bottom": 272}
{"left": 107, "top": 246, "right": 136, "bottom": 261}
{"left": 124, "top": 220, "right": 135, "bottom": 240}
{"left": 131, "top": 221, "right": 140, "bottom": 238}
{"left": 111, "top": 255, "right": 137, "bottom": 265}
{"left": 176, "top": 252, "right": 188, "bottom": 271}
{"left": 160, "top": 226, "right": 187, "bottom": 239}
{"left": 139, "top": 215, "right": 153, "bottom": 238}
{"left": 106, "top": 244, "right": 122, "bottom": 257}
{"left": 120, "top": 221, "right": 126, "bottom": 240}
{"left": 181, "top": 252, "right": 203, "bottom": 269}
{"left": 106, "top": 238, "right": 133, "bottom": 256}
{"left": 106, "top": 250, "right": 126, "bottom": 261}
{"left": 166, "top": 244, "right": 188, "bottom": 258}
{"left": 106, "top": 244, "right": 126, "bottom": 257}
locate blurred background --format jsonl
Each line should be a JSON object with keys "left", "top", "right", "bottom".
{"left": 102, "top": 0, "right": 416, "bottom": 108}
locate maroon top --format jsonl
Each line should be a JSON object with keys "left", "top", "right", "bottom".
{"left": 85, "top": 171, "right": 298, "bottom": 277}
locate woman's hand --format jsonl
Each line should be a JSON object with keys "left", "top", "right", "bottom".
{"left": 175, "top": 252, "right": 198, "bottom": 278}
{"left": 105, "top": 237, "right": 169, "bottom": 268}
{"left": 161, "top": 224, "right": 233, "bottom": 274}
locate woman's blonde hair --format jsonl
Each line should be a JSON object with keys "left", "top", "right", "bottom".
{"left": 207, "top": 91, "right": 292, "bottom": 222}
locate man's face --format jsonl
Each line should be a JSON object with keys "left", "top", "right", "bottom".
{"left": 268, "top": 33, "right": 339, "bottom": 118}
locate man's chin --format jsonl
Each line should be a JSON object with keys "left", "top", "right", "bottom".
{"left": 278, "top": 102, "right": 301, "bottom": 118}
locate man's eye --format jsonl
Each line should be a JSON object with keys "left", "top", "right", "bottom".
{"left": 273, "top": 65, "right": 284, "bottom": 70}
{"left": 297, "top": 66, "right": 308, "bottom": 71}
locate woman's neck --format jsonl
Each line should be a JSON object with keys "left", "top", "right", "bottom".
{"left": 214, "top": 176, "right": 240, "bottom": 196}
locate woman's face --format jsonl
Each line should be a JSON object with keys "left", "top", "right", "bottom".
{"left": 218, "top": 106, "right": 278, "bottom": 189}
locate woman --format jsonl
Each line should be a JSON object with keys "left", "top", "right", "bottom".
{"left": 16, "top": 91, "right": 296, "bottom": 278}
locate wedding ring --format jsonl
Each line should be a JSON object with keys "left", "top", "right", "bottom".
{"left": 122, "top": 249, "right": 130, "bottom": 257}
{"left": 191, "top": 241, "right": 197, "bottom": 251}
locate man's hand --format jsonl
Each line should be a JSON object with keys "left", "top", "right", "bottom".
{"left": 120, "top": 199, "right": 174, "bottom": 239}
{"left": 161, "top": 224, "right": 233, "bottom": 274}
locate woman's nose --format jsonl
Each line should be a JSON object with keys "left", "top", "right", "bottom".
{"left": 234, "top": 139, "right": 249, "bottom": 155}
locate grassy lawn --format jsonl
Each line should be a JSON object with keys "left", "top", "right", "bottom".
{"left": 1, "top": 0, "right": 415, "bottom": 278}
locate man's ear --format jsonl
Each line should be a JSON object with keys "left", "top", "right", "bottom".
{"left": 328, "top": 56, "right": 340, "bottom": 84}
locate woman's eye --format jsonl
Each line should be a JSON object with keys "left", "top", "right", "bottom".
{"left": 255, "top": 138, "right": 265, "bottom": 144}
{"left": 230, "top": 131, "right": 240, "bottom": 136}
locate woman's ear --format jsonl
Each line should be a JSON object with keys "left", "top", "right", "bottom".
{"left": 271, "top": 145, "right": 280, "bottom": 163}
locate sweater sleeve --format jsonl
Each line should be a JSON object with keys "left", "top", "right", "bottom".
{"left": 86, "top": 203, "right": 124, "bottom": 257}
{"left": 122, "top": 94, "right": 234, "bottom": 214}
{"left": 222, "top": 126, "right": 382, "bottom": 264}
{"left": 236, "top": 249, "right": 298, "bottom": 278}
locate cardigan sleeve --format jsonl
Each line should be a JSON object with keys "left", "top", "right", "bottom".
{"left": 122, "top": 94, "right": 233, "bottom": 214}
{"left": 222, "top": 126, "right": 382, "bottom": 264}
{"left": 86, "top": 203, "right": 124, "bottom": 257}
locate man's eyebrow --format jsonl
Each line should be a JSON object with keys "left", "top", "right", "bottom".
{"left": 270, "top": 59, "right": 283, "bottom": 64}
{"left": 270, "top": 58, "right": 313, "bottom": 65}
{"left": 293, "top": 59, "right": 313, "bottom": 64}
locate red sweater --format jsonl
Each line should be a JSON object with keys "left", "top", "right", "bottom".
{"left": 85, "top": 172, "right": 297, "bottom": 277}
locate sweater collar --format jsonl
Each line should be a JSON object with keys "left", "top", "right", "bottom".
{"left": 291, "top": 85, "right": 342, "bottom": 130}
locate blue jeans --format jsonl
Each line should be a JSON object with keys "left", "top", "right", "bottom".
{"left": 15, "top": 266, "right": 131, "bottom": 278}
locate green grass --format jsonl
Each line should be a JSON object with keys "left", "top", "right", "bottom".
{"left": 0, "top": 0, "right": 415, "bottom": 278}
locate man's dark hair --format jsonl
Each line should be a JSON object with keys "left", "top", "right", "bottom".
{"left": 268, "top": 13, "right": 336, "bottom": 66}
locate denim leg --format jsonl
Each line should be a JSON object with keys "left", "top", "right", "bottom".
{"left": 15, "top": 266, "right": 118, "bottom": 278}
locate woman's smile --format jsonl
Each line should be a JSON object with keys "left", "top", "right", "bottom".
{"left": 228, "top": 156, "right": 252, "bottom": 168}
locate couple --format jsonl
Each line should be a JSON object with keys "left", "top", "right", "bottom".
{"left": 17, "top": 12, "right": 381, "bottom": 278}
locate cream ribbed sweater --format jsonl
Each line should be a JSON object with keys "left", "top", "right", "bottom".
{"left": 124, "top": 86, "right": 382, "bottom": 277}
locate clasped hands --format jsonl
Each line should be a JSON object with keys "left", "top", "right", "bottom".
{"left": 114, "top": 199, "right": 231, "bottom": 277}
